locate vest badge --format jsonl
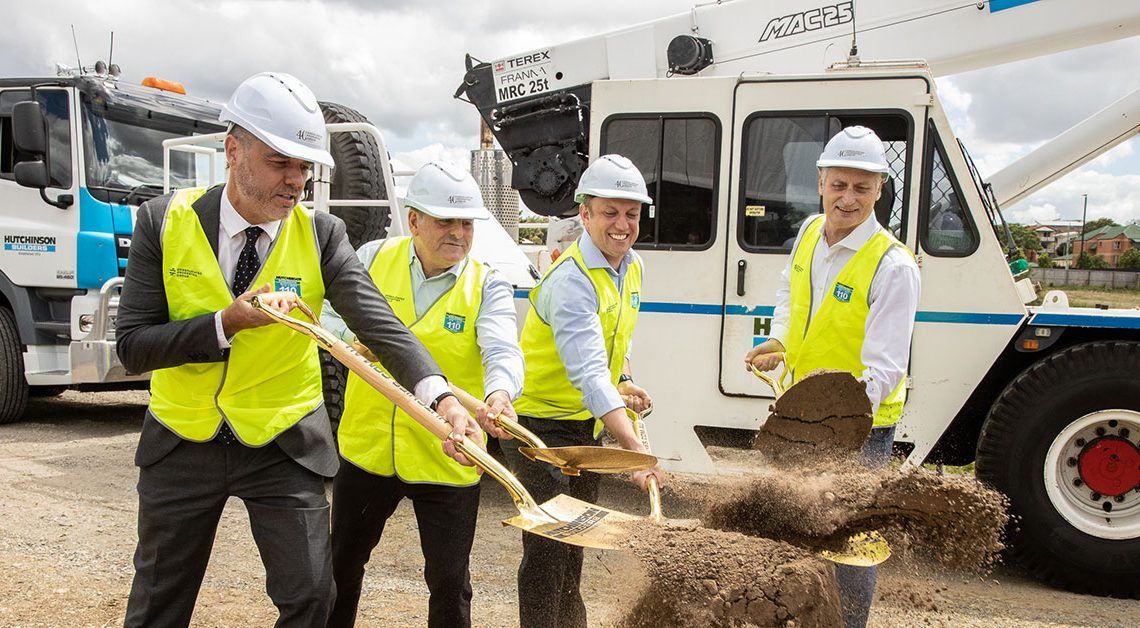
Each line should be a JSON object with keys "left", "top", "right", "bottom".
{"left": 631, "top": 292, "right": 640, "bottom": 308}
{"left": 274, "top": 276, "right": 302, "bottom": 298}
{"left": 443, "top": 313, "right": 466, "bottom": 333}
{"left": 832, "top": 282, "right": 853, "bottom": 303}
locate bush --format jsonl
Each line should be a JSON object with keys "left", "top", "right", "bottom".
{"left": 1118, "top": 249, "right": 1140, "bottom": 271}
{"left": 1036, "top": 253, "right": 1055, "bottom": 269}
{"left": 1075, "top": 252, "right": 1109, "bottom": 270}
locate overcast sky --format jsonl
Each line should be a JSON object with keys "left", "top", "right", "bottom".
{"left": 5, "top": 0, "right": 1138, "bottom": 225}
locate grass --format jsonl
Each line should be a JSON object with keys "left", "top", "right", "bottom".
{"left": 1033, "top": 285, "right": 1140, "bottom": 309}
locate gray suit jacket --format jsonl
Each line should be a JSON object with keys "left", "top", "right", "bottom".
{"left": 117, "top": 185, "right": 441, "bottom": 476}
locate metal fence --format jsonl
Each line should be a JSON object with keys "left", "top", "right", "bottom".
{"left": 1032, "top": 268, "right": 1140, "bottom": 289}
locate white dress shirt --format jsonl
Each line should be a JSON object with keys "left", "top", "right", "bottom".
{"left": 768, "top": 215, "right": 920, "bottom": 412}
{"left": 212, "top": 188, "right": 446, "bottom": 406}
{"left": 322, "top": 238, "right": 525, "bottom": 401}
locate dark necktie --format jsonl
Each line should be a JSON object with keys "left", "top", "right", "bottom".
{"left": 232, "top": 226, "right": 264, "bottom": 295}
{"left": 216, "top": 225, "right": 264, "bottom": 446}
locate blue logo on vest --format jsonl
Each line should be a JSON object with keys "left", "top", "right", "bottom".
{"left": 833, "top": 282, "right": 853, "bottom": 303}
{"left": 274, "top": 276, "right": 302, "bottom": 298}
{"left": 443, "top": 313, "right": 466, "bottom": 333}
{"left": 631, "top": 292, "right": 640, "bottom": 309}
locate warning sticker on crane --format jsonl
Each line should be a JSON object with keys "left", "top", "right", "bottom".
{"left": 492, "top": 49, "right": 553, "bottom": 103}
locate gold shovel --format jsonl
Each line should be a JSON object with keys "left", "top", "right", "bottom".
{"left": 447, "top": 385, "right": 658, "bottom": 477}
{"left": 627, "top": 407, "right": 664, "bottom": 522}
{"left": 250, "top": 294, "right": 642, "bottom": 550}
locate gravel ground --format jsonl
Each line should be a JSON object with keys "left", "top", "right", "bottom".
{"left": 0, "top": 390, "right": 1137, "bottom": 627}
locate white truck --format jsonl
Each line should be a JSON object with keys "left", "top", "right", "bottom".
{"left": 454, "top": 0, "right": 1140, "bottom": 597}
{"left": 0, "top": 67, "right": 396, "bottom": 422}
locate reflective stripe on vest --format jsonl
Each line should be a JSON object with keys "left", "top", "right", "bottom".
{"left": 148, "top": 187, "right": 325, "bottom": 444}
{"left": 338, "top": 237, "right": 487, "bottom": 486}
{"left": 784, "top": 215, "right": 908, "bottom": 426}
{"left": 514, "top": 240, "right": 642, "bottom": 425}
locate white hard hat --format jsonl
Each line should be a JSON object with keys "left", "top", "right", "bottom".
{"left": 219, "top": 72, "right": 334, "bottom": 167}
{"left": 404, "top": 161, "right": 491, "bottom": 220}
{"left": 816, "top": 126, "right": 889, "bottom": 174}
{"left": 574, "top": 154, "right": 652, "bottom": 204}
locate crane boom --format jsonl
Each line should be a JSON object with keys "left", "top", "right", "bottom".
{"left": 457, "top": 0, "right": 1140, "bottom": 215}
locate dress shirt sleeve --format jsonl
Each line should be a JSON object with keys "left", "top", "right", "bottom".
{"left": 535, "top": 263, "right": 625, "bottom": 418}
{"left": 768, "top": 220, "right": 814, "bottom": 348}
{"left": 476, "top": 270, "right": 524, "bottom": 400}
{"left": 320, "top": 239, "right": 384, "bottom": 343}
{"left": 860, "top": 247, "right": 921, "bottom": 412}
{"left": 214, "top": 311, "right": 232, "bottom": 349}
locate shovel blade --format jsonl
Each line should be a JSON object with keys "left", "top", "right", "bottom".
{"left": 502, "top": 494, "right": 643, "bottom": 550}
{"left": 518, "top": 445, "right": 659, "bottom": 476}
{"left": 819, "top": 531, "right": 892, "bottom": 567}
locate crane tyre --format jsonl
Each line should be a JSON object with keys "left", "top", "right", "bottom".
{"left": 320, "top": 351, "right": 348, "bottom": 437}
{"left": 0, "top": 307, "right": 29, "bottom": 424}
{"left": 977, "top": 340, "right": 1140, "bottom": 598}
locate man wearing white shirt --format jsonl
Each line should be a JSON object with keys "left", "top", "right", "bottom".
{"left": 745, "top": 126, "right": 920, "bottom": 628}
{"left": 320, "top": 162, "right": 523, "bottom": 627}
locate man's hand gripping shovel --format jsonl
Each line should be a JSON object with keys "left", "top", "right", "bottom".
{"left": 250, "top": 294, "right": 644, "bottom": 550}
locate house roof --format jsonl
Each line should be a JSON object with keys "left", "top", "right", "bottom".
{"left": 1093, "top": 224, "right": 1140, "bottom": 242}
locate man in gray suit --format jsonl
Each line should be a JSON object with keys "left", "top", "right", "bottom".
{"left": 116, "top": 72, "right": 479, "bottom": 627}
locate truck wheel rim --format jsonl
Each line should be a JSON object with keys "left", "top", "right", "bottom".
{"left": 1044, "top": 409, "right": 1140, "bottom": 540}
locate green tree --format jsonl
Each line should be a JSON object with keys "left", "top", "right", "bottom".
{"left": 1082, "top": 217, "right": 1118, "bottom": 234}
{"left": 1117, "top": 249, "right": 1140, "bottom": 271}
{"left": 1075, "top": 252, "right": 1109, "bottom": 270}
{"left": 1036, "top": 253, "right": 1055, "bottom": 269}
{"left": 1008, "top": 224, "right": 1043, "bottom": 256}
{"left": 518, "top": 215, "right": 550, "bottom": 244}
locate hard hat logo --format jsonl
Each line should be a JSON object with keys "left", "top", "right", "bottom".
{"left": 296, "top": 129, "right": 323, "bottom": 145}
{"left": 447, "top": 195, "right": 474, "bottom": 205}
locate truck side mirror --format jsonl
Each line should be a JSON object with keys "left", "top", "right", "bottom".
{"left": 12, "top": 101, "right": 48, "bottom": 155}
{"left": 10, "top": 100, "right": 72, "bottom": 209}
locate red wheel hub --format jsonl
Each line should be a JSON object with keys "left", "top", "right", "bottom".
{"left": 1077, "top": 436, "right": 1140, "bottom": 497}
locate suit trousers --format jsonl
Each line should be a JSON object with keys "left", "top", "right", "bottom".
{"left": 124, "top": 438, "right": 333, "bottom": 628}
{"left": 834, "top": 424, "right": 897, "bottom": 628}
{"left": 328, "top": 460, "right": 481, "bottom": 628}
{"left": 500, "top": 416, "right": 601, "bottom": 628}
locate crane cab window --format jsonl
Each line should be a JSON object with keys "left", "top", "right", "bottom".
{"left": 738, "top": 113, "right": 911, "bottom": 252}
{"left": 601, "top": 114, "right": 719, "bottom": 250}
{"left": 0, "top": 89, "right": 73, "bottom": 188}
{"left": 920, "top": 124, "right": 979, "bottom": 256}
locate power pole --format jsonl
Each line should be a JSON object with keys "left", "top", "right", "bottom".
{"left": 1078, "top": 193, "right": 1088, "bottom": 268}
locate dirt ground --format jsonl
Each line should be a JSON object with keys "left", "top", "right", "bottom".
{"left": 1, "top": 391, "right": 1138, "bottom": 627}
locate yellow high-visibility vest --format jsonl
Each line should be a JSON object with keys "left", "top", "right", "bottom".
{"left": 148, "top": 187, "right": 325, "bottom": 444}
{"left": 337, "top": 237, "right": 487, "bottom": 486}
{"left": 785, "top": 215, "right": 909, "bottom": 426}
{"left": 515, "top": 240, "right": 642, "bottom": 426}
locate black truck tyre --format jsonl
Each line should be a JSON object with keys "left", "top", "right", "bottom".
{"left": 315, "top": 102, "right": 393, "bottom": 430}
{"left": 976, "top": 340, "right": 1140, "bottom": 598}
{"left": 0, "top": 307, "right": 30, "bottom": 424}
{"left": 318, "top": 101, "right": 392, "bottom": 249}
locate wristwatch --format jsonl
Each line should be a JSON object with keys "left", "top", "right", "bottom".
{"left": 618, "top": 374, "right": 634, "bottom": 384}
{"left": 430, "top": 391, "right": 456, "bottom": 411}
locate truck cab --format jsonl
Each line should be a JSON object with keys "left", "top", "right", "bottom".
{"left": 0, "top": 73, "right": 224, "bottom": 420}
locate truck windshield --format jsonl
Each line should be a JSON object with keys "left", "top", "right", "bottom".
{"left": 958, "top": 139, "right": 1020, "bottom": 261}
{"left": 81, "top": 101, "right": 223, "bottom": 205}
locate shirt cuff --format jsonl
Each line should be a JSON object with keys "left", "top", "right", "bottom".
{"left": 582, "top": 379, "right": 625, "bottom": 420}
{"left": 767, "top": 323, "right": 789, "bottom": 349}
{"left": 483, "top": 375, "right": 521, "bottom": 401}
{"left": 413, "top": 375, "right": 450, "bottom": 407}
{"left": 214, "top": 311, "right": 232, "bottom": 350}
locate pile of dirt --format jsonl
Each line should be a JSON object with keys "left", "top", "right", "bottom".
{"left": 618, "top": 523, "right": 841, "bottom": 627}
{"left": 753, "top": 370, "right": 873, "bottom": 454}
{"left": 702, "top": 465, "right": 1009, "bottom": 571}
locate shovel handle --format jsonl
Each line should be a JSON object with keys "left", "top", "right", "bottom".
{"left": 627, "top": 407, "right": 664, "bottom": 522}
{"left": 448, "top": 384, "right": 548, "bottom": 449}
{"left": 749, "top": 363, "right": 786, "bottom": 398}
{"left": 250, "top": 296, "right": 546, "bottom": 515}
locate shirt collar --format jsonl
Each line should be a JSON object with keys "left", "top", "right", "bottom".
{"left": 409, "top": 238, "right": 467, "bottom": 280}
{"left": 219, "top": 185, "right": 284, "bottom": 242}
{"left": 578, "top": 233, "right": 632, "bottom": 274}
{"left": 819, "top": 213, "right": 880, "bottom": 252}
